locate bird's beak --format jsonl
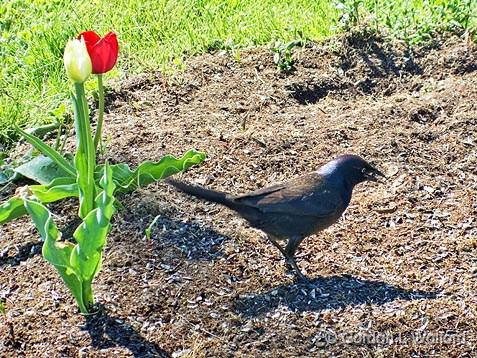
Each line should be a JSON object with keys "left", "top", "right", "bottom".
{"left": 366, "top": 167, "right": 386, "bottom": 182}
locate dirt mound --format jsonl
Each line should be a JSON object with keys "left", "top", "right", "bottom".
{"left": 1, "top": 33, "right": 476, "bottom": 357}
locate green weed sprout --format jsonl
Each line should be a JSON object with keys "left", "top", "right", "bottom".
{"left": 145, "top": 215, "right": 161, "bottom": 241}
{"left": 271, "top": 40, "right": 302, "bottom": 72}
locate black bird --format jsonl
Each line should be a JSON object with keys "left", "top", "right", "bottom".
{"left": 167, "top": 154, "right": 385, "bottom": 280}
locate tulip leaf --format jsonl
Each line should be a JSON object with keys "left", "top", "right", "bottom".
{"left": 0, "top": 197, "right": 27, "bottom": 224}
{"left": 0, "top": 166, "right": 17, "bottom": 185}
{"left": 23, "top": 163, "right": 115, "bottom": 314}
{"left": 71, "top": 162, "right": 115, "bottom": 282}
{"left": 25, "top": 123, "right": 61, "bottom": 139}
{"left": 23, "top": 198, "right": 86, "bottom": 313}
{"left": 0, "top": 171, "right": 11, "bottom": 185}
{"left": 15, "top": 155, "right": 71, "bottom": 185}
{"left": 30, "top": 177, "right": 78, "bottom": 203}
{"left": 15, "top": 125, "right": 76, "bottom": 178}
{"left": 104, "top": 149, "right": 206, "bottom": 194}
{"left": 0, "top": 178, "right": 78, "bottom": 225}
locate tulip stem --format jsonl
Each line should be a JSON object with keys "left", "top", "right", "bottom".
{"left": 74, "top": 82, "right": 96, "bottom": 218}
{"left": 94, "top": 74, "right": 105, "bottom": 151}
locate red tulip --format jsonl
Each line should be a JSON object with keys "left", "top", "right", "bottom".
{"left": 78, "top": 31, "right": 118, "bottom": 74}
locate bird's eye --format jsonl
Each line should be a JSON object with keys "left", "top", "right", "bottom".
{"left": 361, "top": 168, "right": 367, "bottom": 173}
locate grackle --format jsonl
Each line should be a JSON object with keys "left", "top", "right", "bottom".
{"left": 167, "top": 154, "right": 385, "bottom": 280}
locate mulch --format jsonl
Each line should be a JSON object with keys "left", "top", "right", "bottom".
{"left": 1, "top": 31, "right": 476, "bottom": 357}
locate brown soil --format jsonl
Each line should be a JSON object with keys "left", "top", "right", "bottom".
{"left": 1, "top": 32, "right": 477, "bottom": 357}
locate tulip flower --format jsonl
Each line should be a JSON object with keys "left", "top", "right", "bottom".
{"left": 77, "top": 31, "right": 119, "bottom": 150}
{"left": 79, "top": 31, "right": 118, "bottom": 74}
{"left": 63, "top": 37, "right": 92, "bottom": 83}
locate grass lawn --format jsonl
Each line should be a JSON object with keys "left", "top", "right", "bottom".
{"left": 0, "top": 0, "right": 475, "bottom": 147}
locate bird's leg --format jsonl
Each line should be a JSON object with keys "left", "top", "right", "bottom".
{"left": 284, "top": 236, "right": 307, "bottom": 281}
{"left": 267, "top": 236, "right": 301, "bottom": 275}
{"left": 267, "top": 235, "right": 307, "bottom": 281}
{"left": 266, "top": 235, "right": 289, "bottom": 258}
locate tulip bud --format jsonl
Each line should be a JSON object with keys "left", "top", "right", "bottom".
{"left": 64, "top": 37, "right": 92, "bottom": 83}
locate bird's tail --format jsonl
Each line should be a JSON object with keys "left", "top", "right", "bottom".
{"left": 166, "top": 178, "right": 234, "bottom": 208}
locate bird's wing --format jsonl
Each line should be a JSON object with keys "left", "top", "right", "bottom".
{"left": 232, "top": 173, "right": 344, "bottom": 217}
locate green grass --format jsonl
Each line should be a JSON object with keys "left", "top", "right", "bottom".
{"left": 0, "top": 0, "right": 476, "bottom": 148}
{"left": 0, "top": 0, "right": 336, "bottom": 147}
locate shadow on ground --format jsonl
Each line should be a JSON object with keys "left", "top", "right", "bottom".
{"left": 338, "top": 32, "right": 423, "bottom": 77}
{"left": 120, "top": 191, "right": 232, "bottom": 262}
{"left": 83, "top": 305, "right": 170, "bottom": 357}
{"left": 0, "top": 241, "right": 42, "bottom": 268}
{"left": 148, "top": 215, "right": 231, "bottom": 261}
{"left": 287, "top": 32, "right": 424, "bottom": 105}
{"left": 234, "top": 274, "right": 438, "bottom": 317}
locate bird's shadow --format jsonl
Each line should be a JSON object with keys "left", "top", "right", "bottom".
{"left": 82, "top": 305, "right": 170, "bottom": 357}
{"left": 234, "top": 274, "right": 438, "bottom": 317}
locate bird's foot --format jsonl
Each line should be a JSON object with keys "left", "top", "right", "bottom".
{"left": 294, "top": 271, "right": 311, "bottom": 284}
{"left": 285, "top": 259, "right": 309, "bottom": 283}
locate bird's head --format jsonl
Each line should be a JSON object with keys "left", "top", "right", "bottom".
{"left": 318, "top": 154, "right": 385, "bottom": 188}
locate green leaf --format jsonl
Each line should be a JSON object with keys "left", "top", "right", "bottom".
{"left": 0, "top": 178, "right": 78, "bottom": 225}
{"left": 23, "top": 199, "right": 87, "bottom": 313}
{"left": 25, "top": 123, "right": 61, "bottom": 138}
{"left": 71, "top": 162, "right": 115, "bottom": 284}
{"left": 22, "top": 165, "right": 114, "bottom": 313}
{"left": 15, "top": 125, "right": 76, "bottom": 178}
{"left": 15, "top": 155, "right": 70, "bottom": 185}
{"left": 145, "top": 215, "right": 160, "bottom": 240}
{"left": 0, "top": 172, "right": 10, "bottom": 185}
{"left": 0, "top": 298, "right": 5, "bottom": 314}
{"left": 0, "top": 197, "right": 27, "bottom": 224}
{"left": 0, "top": 165, "right": 17, "bottom": 185}
{"left": 106, "top": 149, "right": 206, "bottom": 194}
{"left": 30, "top": 177, "right": 78, "bottom": 202}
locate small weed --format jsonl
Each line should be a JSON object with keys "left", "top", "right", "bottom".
{"left": 334, "top": 0, "right": 477, "bottom": 46}
{"left": 0, "top": 297, "right": 17, "bottom": 347}
{"left": 208, "top": 38, "right": 241, "bottom": 62}
{"left": 271, "top": 40, "right": 302, "bottom": 72}
{"left": 334, "top": 0, "right": 366, "bottom": 30}
{"left": 145, "top": 215, "right": 161, "bottom": 241}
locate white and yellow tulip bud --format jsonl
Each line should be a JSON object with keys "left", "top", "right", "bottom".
{"left": 64, "top": 37, "right": 92, "bottom": 83}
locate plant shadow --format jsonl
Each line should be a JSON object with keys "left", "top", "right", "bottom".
{"left": 147, "top": 214, "right": 231, "bottom": 261}
{"left": 339, "top": 32, "right": 422, "bottom": 78}
{"left": 338, "top": 31, "right": 423, "bottom": 79}
{"left": 120, "top": 191, "right": 232, "bottom": 262}
{"left": 234, "top": 274, "right": 438, "bottom": 317}
{"left": 0, "top": 241, "right": 42, "bottom": 268}
{"left": 286, "top": 79, "right": 341, "bottom": 105}
{"left": 0, "top": 215, "right": 84, "bottom": 268}
{"left": 83, "top": 305, "right": 170, "bottom": 357}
